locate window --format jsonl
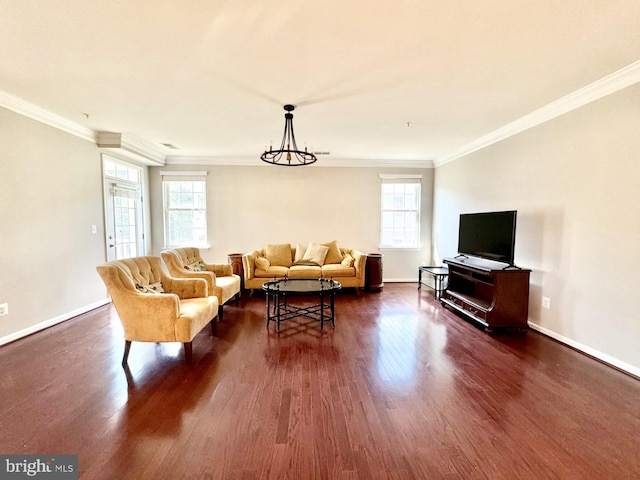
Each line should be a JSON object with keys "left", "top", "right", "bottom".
{"left": 380, "top": 175, "right": 421, "bottom": 248}
{"left": 104, "top": 158, "right": 140, "bottom": 183}
{"left": 161, "top": 171, "right": 208, "bottom": 248}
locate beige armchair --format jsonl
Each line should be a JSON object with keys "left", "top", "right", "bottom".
{"left": 96, "top": 256, "right": 219, "bottom": 366}
{"left": 161, "top": 247, "right": 241, "bottom": 321}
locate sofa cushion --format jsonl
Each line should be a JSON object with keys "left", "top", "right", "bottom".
{"left": 254, "top": 266, "right": 290, "bottom": 278}
{"left": 302, "top": 242, "right": 329, "bottom": 266}
{"left": 323, "top": 240, "right": 343, "bottom": 264}
{"left": 255, "top": 257, "right": 270, "bottom": 270}
{"left": 265, "top": 243, "right": 292, "bottom": 267}
{"left": 289, "top": 265, "right": 322, "bottom": 277}
{"left": 321, "top": 264, "right": 356, "bottom": 277}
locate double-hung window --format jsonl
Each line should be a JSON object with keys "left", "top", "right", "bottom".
{"left": 380, "top": 174, "right": 422, "bottom": 249}
{"left": 161, "top": 171, "right": 208, "bottom": 248}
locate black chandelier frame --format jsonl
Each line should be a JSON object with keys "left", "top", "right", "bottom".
{"left": 261, "top": 104, "right": 317, "bottom": 166}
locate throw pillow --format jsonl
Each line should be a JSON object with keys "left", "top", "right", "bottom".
{"left": 255, "top": 257, "right": 270, "bottom": 270}
{"left": 302, "top": 242, "right": 330, "bottom": 266}
{"left": 184, "top": 260, "right": 207, "bottom": 272}
{"left": 341, "top": 254, "right": 355, "bottom": 267}
{"left": 136, "top": 281, "right": 165, "bottom": 294}
{"left": 323, "top": 240, "right": 343, "bottom": 264}
{"left": 293, "top": 244, "right": 307, "bottom": 264}
{"left": 265, "top": 243, "right": 292, "bottom": 267}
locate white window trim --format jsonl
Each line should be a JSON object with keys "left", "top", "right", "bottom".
{"left": 161, "top": 171, "right": 209, "bottom": 249}
{"left": 379, "top": 174, "right": 422, "bottom": 249}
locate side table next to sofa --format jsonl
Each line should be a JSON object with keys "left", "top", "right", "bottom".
{"left": 228, "top": 253, "right": 245, "bottom": 292}
{"left": 418, "top": 265, "right": 448, "bottom": 299}
{"left": 365, "top": 253, "right": 383, "bottom": 292}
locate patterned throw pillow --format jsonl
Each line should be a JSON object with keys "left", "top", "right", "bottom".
{"left": 185, "top": 261, "right": 207, "bottom": 272}
{"left": 135, "top": 281, "right": 165, "bottom": 294}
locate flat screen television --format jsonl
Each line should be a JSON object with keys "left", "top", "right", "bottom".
{"left": 457, "top": 210, "right": 517, "bottom": 265}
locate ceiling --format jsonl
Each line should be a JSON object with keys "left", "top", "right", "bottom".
{"left": 1, "top": 1, "right": 639, "bottom": 167}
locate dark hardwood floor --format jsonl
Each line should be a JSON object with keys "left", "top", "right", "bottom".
{"left": 1, "top": 283, "right": 639, "bottom": 479}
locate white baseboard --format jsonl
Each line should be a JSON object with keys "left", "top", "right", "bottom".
{"left": 528, "top": 322, "right": 640, "bottom": 379}
{"left": 0, "top": 298, "right": 111, "bottom": 347}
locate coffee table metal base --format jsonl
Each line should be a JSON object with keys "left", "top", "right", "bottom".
{"left": 263, "top": 279, "right": 341, "bottom": 331}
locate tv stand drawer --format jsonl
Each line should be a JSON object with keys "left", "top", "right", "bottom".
{"left": 442, "top": 293, "right": 489, "bottom": 320}
{"left": 463, "top": 302, "right": 488, "bottom": 321}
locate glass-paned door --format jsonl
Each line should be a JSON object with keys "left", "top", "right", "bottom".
{"left": 103, "top": 157, "right": 144, "bottom": 261}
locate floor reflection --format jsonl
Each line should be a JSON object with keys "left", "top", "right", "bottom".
{"left": 375, "top": 311, "right": 418, "bottom": 387}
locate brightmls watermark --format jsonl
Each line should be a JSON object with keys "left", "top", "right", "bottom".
{"left": 0, "top": 455, "right": 77, "bottom": 479}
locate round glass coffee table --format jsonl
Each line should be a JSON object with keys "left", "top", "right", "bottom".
{"left": 262, "top": 278, "right": 342, "bottom": 331}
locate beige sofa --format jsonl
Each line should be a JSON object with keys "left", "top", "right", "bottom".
{"left": 242, "top": 241, "right": 366, "bottom": 292}
{"left": 161, "top": 247, "right": 241, "bottom": 321}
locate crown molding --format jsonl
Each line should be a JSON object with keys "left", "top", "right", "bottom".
{"left": 0, "top": 91, "right": 166, "bottom": 166}
{"left": 0, "top": 90, "right": 95, "bottom": 142}
{"left": 96, "top": 132, "right": 166, "bottom": 166}
{"left": 165, "top": 155, "right": 433, "bottom": 169}
{"left": 435, "top": 60, "right": 640, "bottom": 167}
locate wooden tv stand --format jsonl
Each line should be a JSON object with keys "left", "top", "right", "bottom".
{"left": 441, "top": 257, "right": 530, "bottom": 332}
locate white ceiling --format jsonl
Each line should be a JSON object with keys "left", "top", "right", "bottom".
{"left": 1, "top": 1, "right": 639, "bottom": 167}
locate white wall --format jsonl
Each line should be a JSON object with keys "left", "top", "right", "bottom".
{"left": 149, "top": 165, "right": 434, "bottom": 280}
{"left": 432, "top": 83, "right": 640, "bottom": 374}
{"left": 0, "top": 107, "right": 109, "bottom": 342}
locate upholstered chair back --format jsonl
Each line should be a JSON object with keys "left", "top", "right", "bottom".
{"left": 161, "top": 248, "right": 241, "bottom": 317}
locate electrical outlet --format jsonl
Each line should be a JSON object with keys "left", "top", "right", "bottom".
{"left": 0, "top": 303, "right": 8, "bottom": 316}
{"left": 91, "top": 225, "right": 97, "bottom": 234}
{"left": 542, "top": 296, "right": 551, "bottom": 309}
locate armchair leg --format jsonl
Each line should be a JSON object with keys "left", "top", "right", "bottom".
{"left": 218, "top": 305, "right": 224, "bottom": 322}
{"left": 122, "top": 340, "right": 132, "bottom": 367}
{"left": 211, "top": 317, "right": 217, "bottom": 335}
{"left": 183, "top": 342, "right": 193, "bottom": 364}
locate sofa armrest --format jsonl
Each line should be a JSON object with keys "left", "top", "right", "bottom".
{"left": 350, "top": 249, "right": 367, "bottom": 280}
{"left": 163, "top": 276, "right": 209, "bottom": 299}
{"left": 114, "top": 290, "right": 182, "bottom": 341}
{"left": 242, "top": 250, "right": 261, "bottom": 281}
{"left": 207, "top": 263, "right": 232, "bottom": 276}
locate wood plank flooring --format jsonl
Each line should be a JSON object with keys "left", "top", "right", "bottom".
{"left": 1, "top": 283, "right": 639, "bottom": 479}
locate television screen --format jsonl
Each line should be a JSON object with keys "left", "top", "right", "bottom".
{"left": 458, "top": 210, "right": 517, "bottom": 265}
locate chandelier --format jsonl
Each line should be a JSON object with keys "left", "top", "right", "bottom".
{"left": 261, "top": 104, "right": 317, "bottom": 166}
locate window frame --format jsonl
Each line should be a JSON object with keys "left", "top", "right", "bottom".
{"left": 379, "top": 174, "right": 422, "bottom": 250}
{"left": 160, "top": 171, "right": 208, "bottom": 249}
